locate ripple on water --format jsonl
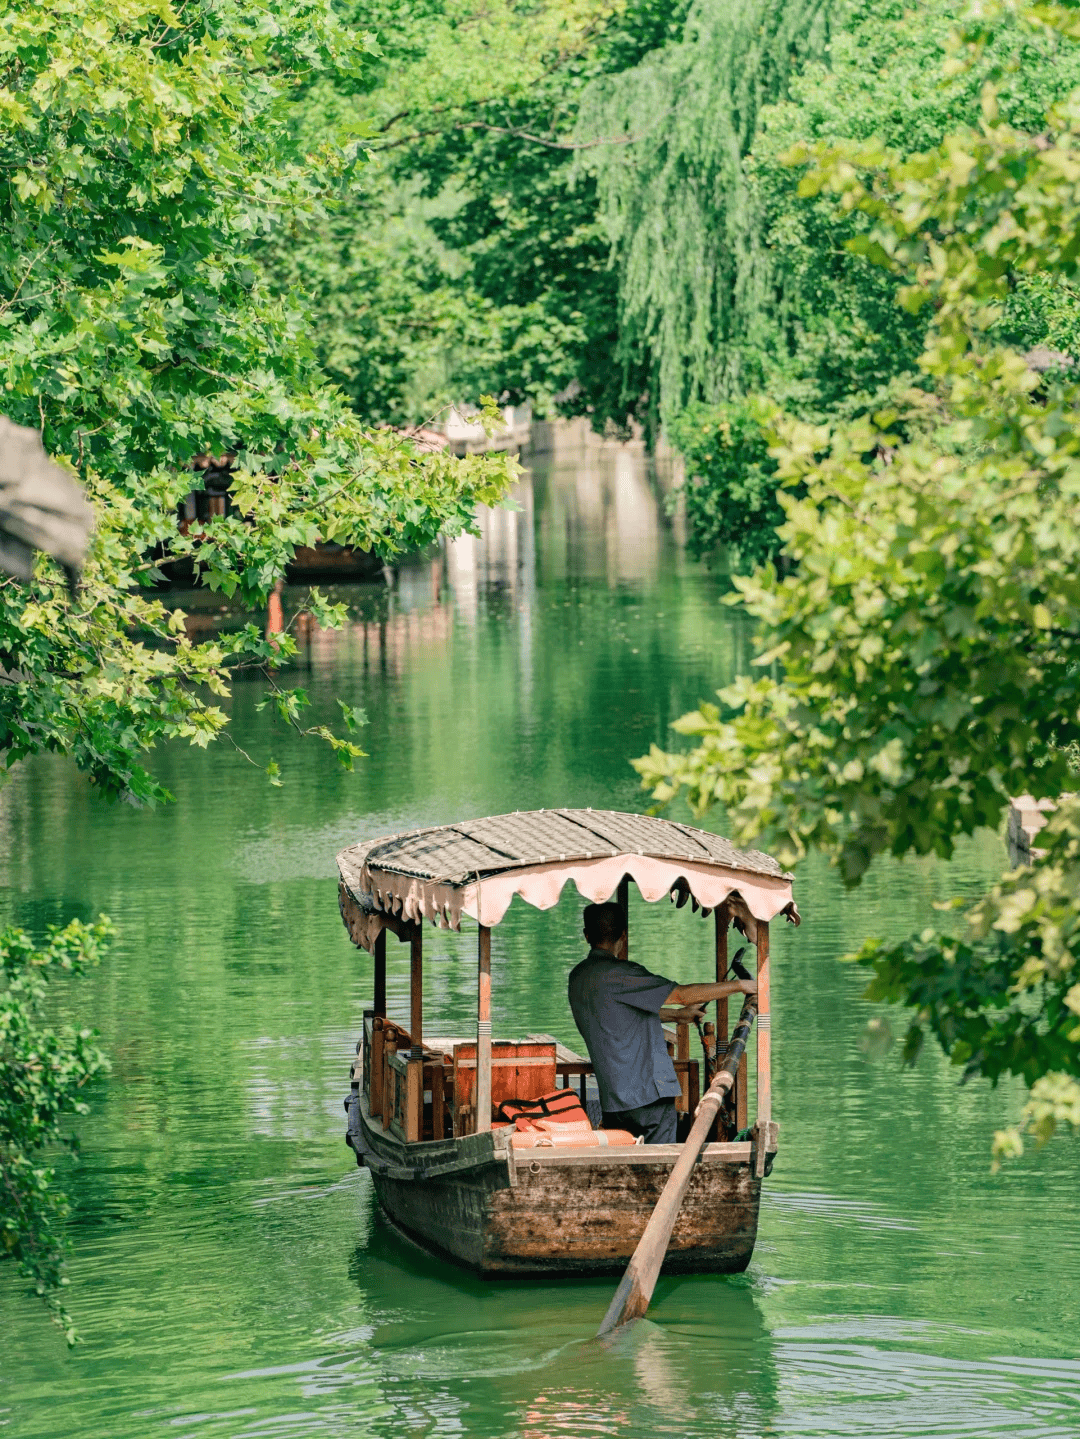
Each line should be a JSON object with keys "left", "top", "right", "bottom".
{"left": 771, "top": 1338, "right": 1080, "bottom": 1439}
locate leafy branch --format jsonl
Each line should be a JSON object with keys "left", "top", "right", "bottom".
{"left": 1, "top": 919, "right": 112, "bottom": 1344}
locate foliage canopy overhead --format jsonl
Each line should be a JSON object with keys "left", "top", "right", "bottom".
{"left": 635, "top": 0, "right": 1080, "bottom": 1158}
{"left": 0, "top": 0, "right": 516, "bottom": 806}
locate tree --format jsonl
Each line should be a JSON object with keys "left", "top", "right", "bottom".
{"left": 415, "top": 0, "right": 695, "bottom": 430}
{"left": 577, "top": 0, "right": 833, "bottom": 428}
{"left": 1, "top": 920, "right": 111, "bottom": 1341}
{"left": 0, "top": 0, "right": 517, "bottom": 806}
{"left": 259, "top": 0, "right": 698, "bottom": 432}
{"left": 620, "top": 0, "right": 1080, "bottom": 565}
{"left": 665, "top": 399, "right": 785, "bottom": 571}
{"left": 633, "top": 0, "right": 1080, "bottom": 1159}
{"left": 0, "top": 0, "right": 516, "bottom": 1331}
{"left": 257, "top": 0, "right": 1080, "bottom": 455}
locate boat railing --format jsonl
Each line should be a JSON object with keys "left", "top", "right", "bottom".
{"left": 362, "top": 1013, "right": 741, "bottom": 1145}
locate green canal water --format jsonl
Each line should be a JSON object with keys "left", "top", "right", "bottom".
{"left": 2, "top": 438, "right": 1079, "bottom": 1438}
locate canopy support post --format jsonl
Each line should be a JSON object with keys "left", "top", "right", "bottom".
{"left": 755, "top": 920, "right": 771, "bottom": 1175}
{"left": 714, "top": 903, "right": 729, "bottom": 1041}
{"left": 373, "top": 928, "right": 387, "bottom": 1018}
{"left": 410, "top": 926, "right": 423, "bottom": 1050}
{"left": 476, "top": 924, "right": 492, "bottom": 1133}
{"left": 617, "top": 876, "right": 630, "bottom": 959}
{"left": 711, "top": 903, "right": 730, "bottom": 1140}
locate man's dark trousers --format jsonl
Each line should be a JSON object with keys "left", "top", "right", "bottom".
{"left": 601, "top": 1096, "right": 677, "bottom": 1145}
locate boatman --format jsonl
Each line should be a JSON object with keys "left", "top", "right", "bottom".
{"left": 568, "top": 900, "right": 757, "bottom": 1145}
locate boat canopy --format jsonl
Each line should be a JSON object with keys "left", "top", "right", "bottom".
{"left": 337, "top": 809, "right": 798, "bottom": 951}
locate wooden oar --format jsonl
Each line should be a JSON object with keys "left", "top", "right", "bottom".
{"left": 596, "top": 994, "right": 758, "bottom": 1337}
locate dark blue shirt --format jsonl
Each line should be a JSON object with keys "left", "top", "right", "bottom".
{"left": 567, "top": 947, "right": 681, "bottom": 1112}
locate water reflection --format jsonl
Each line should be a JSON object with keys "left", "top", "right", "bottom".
{"left": 345, "top": 1205, "right": 782, "bottom": 1437}
{"left": 351, "top": 438, "right": 666, "bottom": 656}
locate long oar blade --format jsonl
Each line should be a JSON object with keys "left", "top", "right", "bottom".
{"left": 596, "top": 998, "right": 757, "bottom": 1337}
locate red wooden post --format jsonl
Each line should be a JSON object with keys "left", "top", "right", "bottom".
{"left": 406, "top": 1047, "right": 423, "bottom": 1143}
{"left": 676, "top": 1022, "right": 690, "bottom": 1112}
{"left": 370, "top": 1017, "right": 385, "bottom": 1118}
{"left": 382, "top": 1033, "right": 397, "bottom": 1130}
{"left": 266, "top": 578, "right": 284, "bottom": 638}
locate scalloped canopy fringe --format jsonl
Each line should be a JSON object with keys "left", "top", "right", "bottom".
{"left": 336, "top": 810, "right": 799, "bottom": 952}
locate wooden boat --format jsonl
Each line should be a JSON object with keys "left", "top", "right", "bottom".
{"left": 337, "top": 809, "right": 800, "bottom": 1277}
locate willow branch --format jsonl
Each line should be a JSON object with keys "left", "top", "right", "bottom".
{"left": 373, "top": 118, "right": 655, "bottom": 154}
{"left": 460, "top": 120, "right": 653, "bottom": 150}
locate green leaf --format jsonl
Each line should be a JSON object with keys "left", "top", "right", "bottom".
{"left": 337, "top": 700, "right": 368, "bottom": 733}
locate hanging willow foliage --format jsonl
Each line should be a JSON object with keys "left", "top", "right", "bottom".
{"left": 577, "top": 0, "right": 833, "bottom": 423}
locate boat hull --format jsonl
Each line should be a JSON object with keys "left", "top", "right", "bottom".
{"left": 355, "top": 1102, "right": 763, "bottom": 1276}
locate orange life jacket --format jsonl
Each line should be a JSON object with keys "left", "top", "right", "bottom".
{"left": 496, "top": 1088, "right": 588, "bottom": 1127}
{"left": 495, "top": 1087, "right": 641, "bottom": 1149}
{"left": 510, "top": 1127, "right": 640, "bottom": 1149}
